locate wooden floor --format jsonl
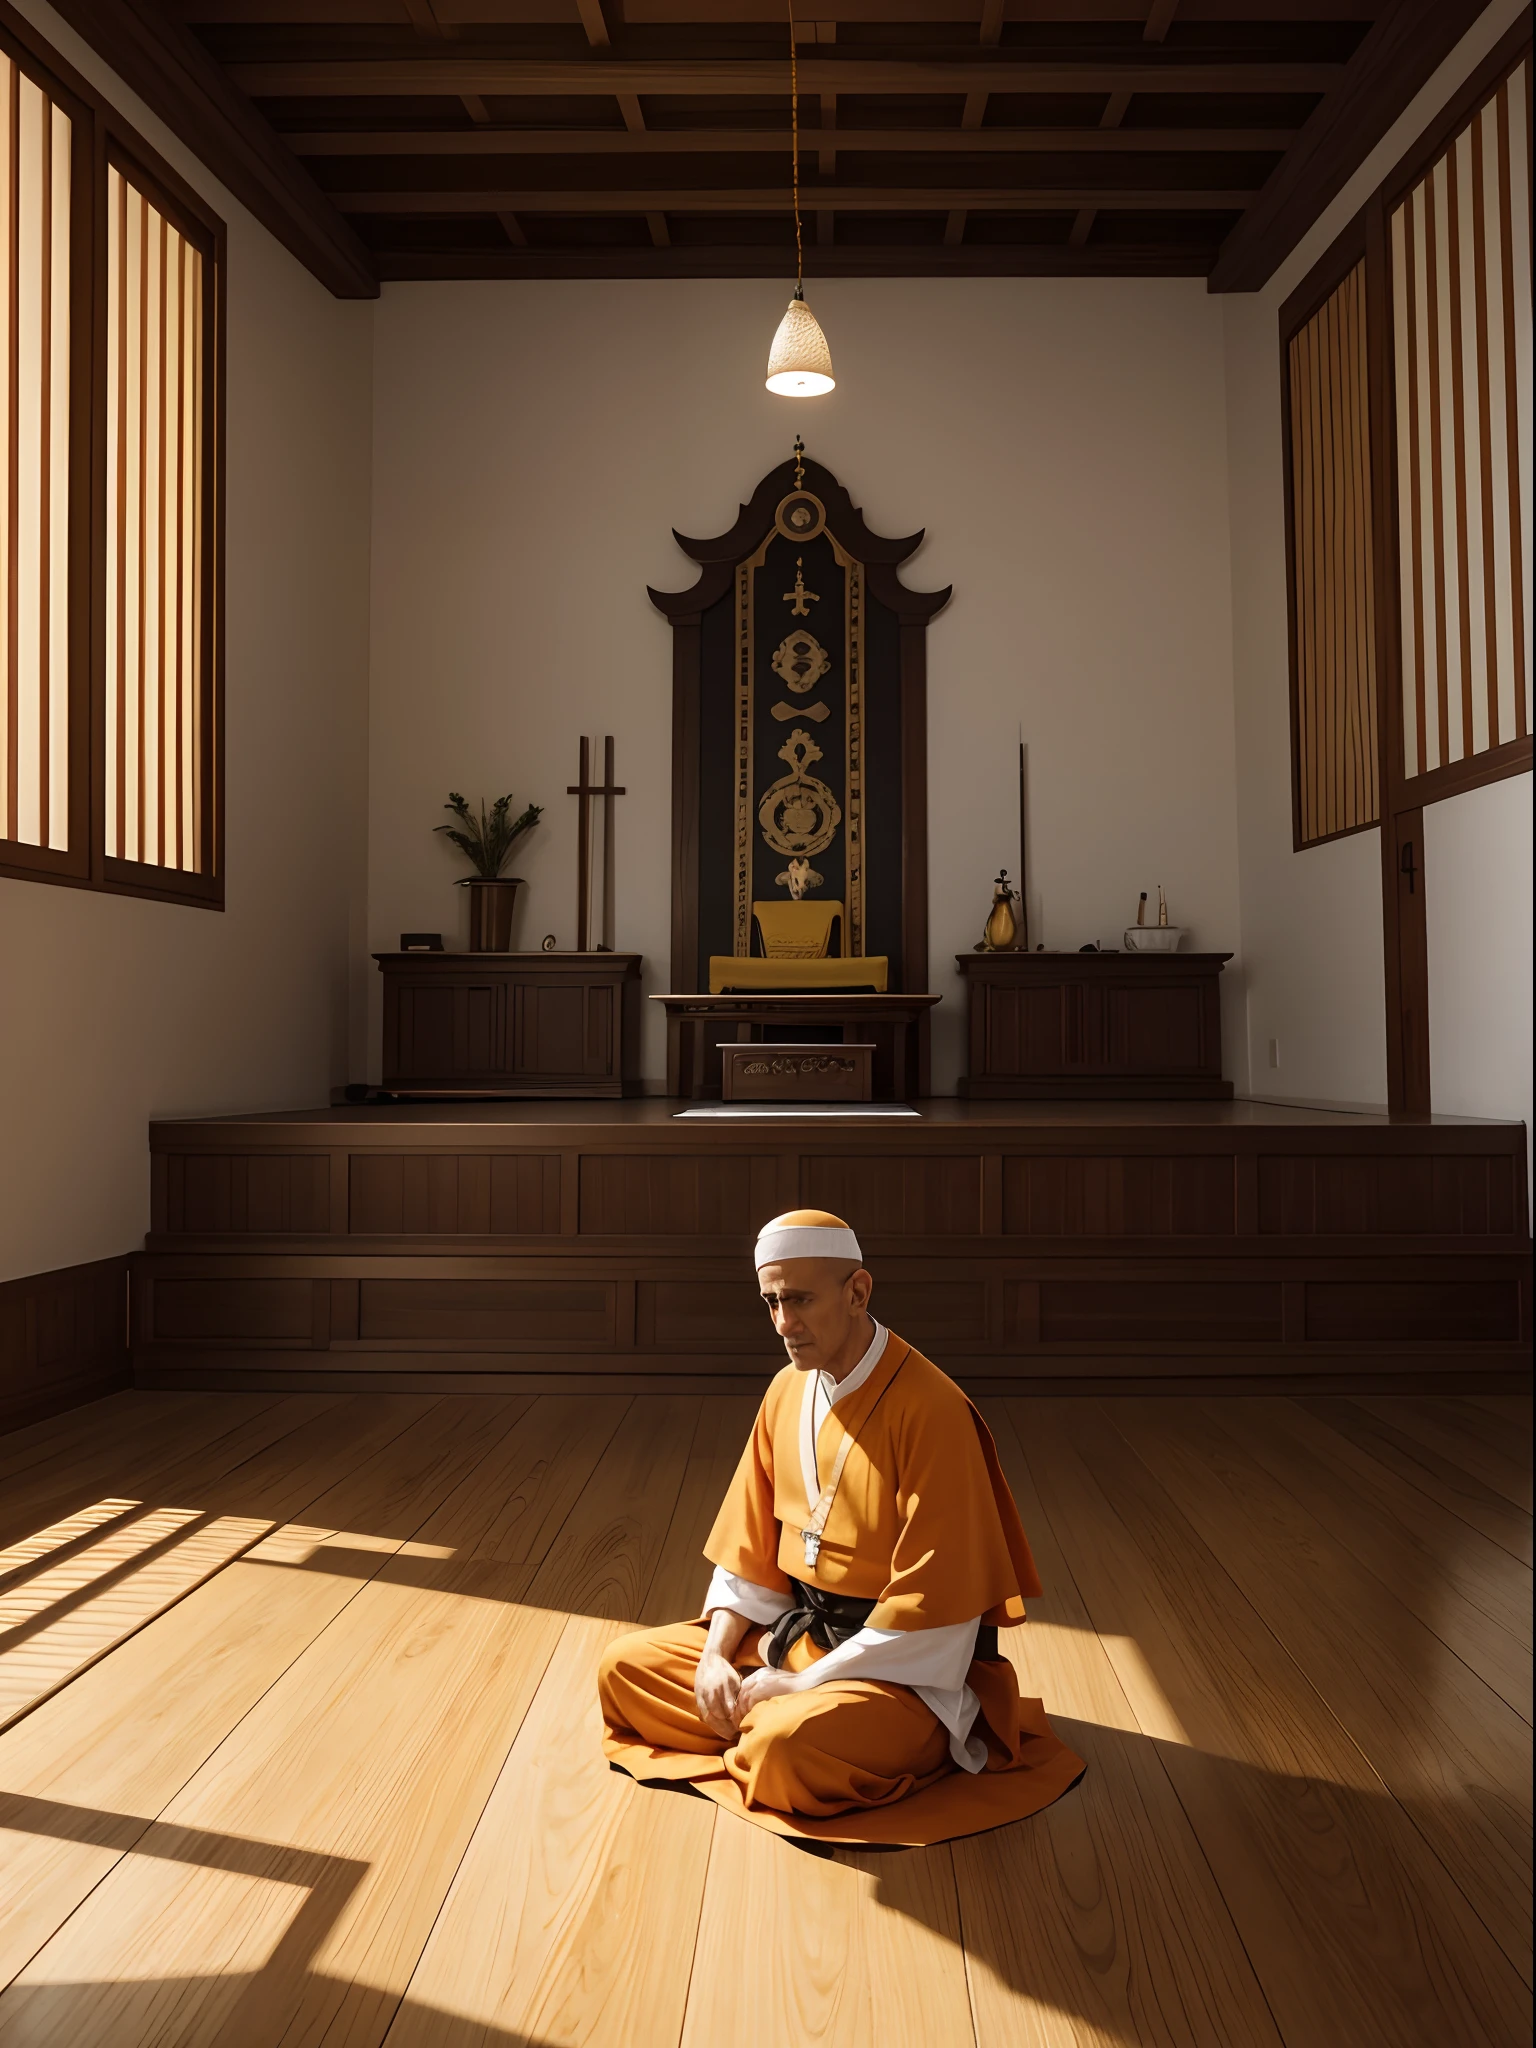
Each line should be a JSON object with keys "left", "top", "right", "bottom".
{"left": 0, "top": 1387, "right": 1529, "bottom": 2048}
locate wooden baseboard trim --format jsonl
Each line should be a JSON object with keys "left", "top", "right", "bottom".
{"left": 0, "top": 1256, "right": 133, "bottom": 1434}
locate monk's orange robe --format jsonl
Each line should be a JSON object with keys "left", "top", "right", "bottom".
{"left": 600, "top": 1332, "right": 1085, "bottom": 1845}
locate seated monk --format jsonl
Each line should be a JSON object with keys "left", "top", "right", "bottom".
{"left": 599, "top": 1209, "right": 1086, "bottom": 1845}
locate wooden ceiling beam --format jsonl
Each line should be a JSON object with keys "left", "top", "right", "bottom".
{"left": 231, "top": 56, "right": 1347, "bottom": 96}
{"left": 286, "top": 124, "right": 1299, "bottom": 154}
{"left": 176, "top": 4, "right": 1382, "bottom": 20}
{"left": 45, "top": 0, "right": 377, "bottom": 297}
{"left": 338, "top": 183, "right": 1257, "bottom": 210}
{"left": 1209, "top": 0, "right": 1492, "bottom": 290}
{"left": 370, "top": 242, "right": 1219, "bottom": 281}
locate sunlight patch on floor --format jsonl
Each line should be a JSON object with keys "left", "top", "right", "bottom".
{"left": 0, "top": 1501, "right": 144, "bottom": 1582}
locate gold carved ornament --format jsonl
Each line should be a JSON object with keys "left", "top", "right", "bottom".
{"left": 770, "top": 628, "right": 832, "bottom": 722}
{"left": 758, "top": 729, "right": 842, "bottom": 858}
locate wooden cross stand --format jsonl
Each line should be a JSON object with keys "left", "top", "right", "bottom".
{"left": 567, "top": 735, "right": 626, "bottom": 952}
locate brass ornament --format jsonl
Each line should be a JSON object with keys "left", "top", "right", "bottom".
{"left": 783, "top": 557, "right": 819, "bottom": 615}
{"left": 771, "top": 628, "right": 830, "bottom": 694}
{"left": 772, "top": 699, "right": 829, "bottom": 722}
{"left": 758, "top": 729, "right": 843, "bottom": 857}
{"left": 775, "top": 490, "right": 826, "bottom": 542}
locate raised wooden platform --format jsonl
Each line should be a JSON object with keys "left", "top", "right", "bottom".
{"left": 134, "top": 1098, "right": 1532, "bottom": 1394}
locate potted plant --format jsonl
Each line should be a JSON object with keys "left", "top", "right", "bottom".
{"left": 436, "top": 791, "right": 543, "bottom": 951}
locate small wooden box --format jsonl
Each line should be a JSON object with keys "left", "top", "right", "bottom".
{"left": 719, "top": 1042, "right": 874, "bottom": 1102}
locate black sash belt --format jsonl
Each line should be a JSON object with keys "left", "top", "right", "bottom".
{"left": 762, "top": 1577, "right": 1002, "bottom": 1670}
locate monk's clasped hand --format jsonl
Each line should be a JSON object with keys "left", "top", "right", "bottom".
{"left": 732, "top": 1666, "right": 805, "bottom": 1724}
{"left": 693, "top": 1648, "right": 743, "bottom": 1739}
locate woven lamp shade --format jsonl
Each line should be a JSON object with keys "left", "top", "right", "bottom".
{"left": 766, "top": 295, "right": 835, "bottom": 396}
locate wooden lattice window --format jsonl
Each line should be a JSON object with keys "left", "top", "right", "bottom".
{"left": 104, "top": 158, "right": 216, "bottom": 884}
{"left": 1284, "top": 258, "right": 1380, "bottom": 847}
{"left": 1390, "top": 55, "right": 1531, "bottom": 787}
{"left": 0, "top": 44, "right": 76, "bottom": 868}
{"left": 0, "top": 2, "right": 223, "bottom": 903}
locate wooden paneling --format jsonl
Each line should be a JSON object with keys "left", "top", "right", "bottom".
{"left": 1259, "top": 1153, "right": 1520, "bottom": 1234}
{"left": 348, "top": 1152, "right": 561, "bottom": 1236}
{"left": 152, "top": 1277, "right": 310, "bottom": 1341}
{"left": 377, "top": 952, "right": 642, "bottom": 1097}
{"left": 1003, "top": 1156, "right": 1235, "bottom": 1238}
{"left": 357, "top": 1278, "right": 615, "bottom": 1346}
{"left": 801, "top": 1154, "right": 981, "bottom": 1236}
{"left": 579, "top": 1153, "right": 779, "bottom": 1237}
{"left": 0, "top": 1257, "right": 130, "bottom": 1432}
{"left": 1307, "top": 1281, "right": 1521, "bottom": 1343}
{"left": 876, "top": 1281, "right": 990, "bottom": 1350}
{"left": 1041, "top": 1283, "right": 1284, "bottom": 1345}
{"left": 640, "top": 1280, "right": 770, "bottom": 1353}
{"left": 162, "top": 1151, "right": 329, "bottom": 1234}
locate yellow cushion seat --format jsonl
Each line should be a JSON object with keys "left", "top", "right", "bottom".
{"left": 708, "top": 956, "right": 889, "bottom": 994}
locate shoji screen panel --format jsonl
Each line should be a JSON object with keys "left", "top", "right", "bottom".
{"left": 0, "top": 53, "right": 70, "bottom": 853}
{"left": 1287, "top": 260, "right": 1380, "bottom": 846}
{"left": 1391, "top": 57, "right": 1532, "bottom": 782}
{"left": 105, "top": 163, "right": 210, "bottom": 876}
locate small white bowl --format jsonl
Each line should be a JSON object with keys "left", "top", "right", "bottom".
{"left": 1124, "top": 926, "right": 1183, "bottom": 952}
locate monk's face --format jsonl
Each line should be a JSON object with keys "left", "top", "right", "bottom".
{"left": 757, "top": 1257, "right": 873, "bottom": 1372}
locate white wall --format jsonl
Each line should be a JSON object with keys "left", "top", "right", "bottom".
{"left": 0, "top": 1, "right": 373, "bottom": 1281}
{"left": 1223, "top": 0, "right": 1531, "bottom": 1116}
{"left": 1425, "top": 772, "right": 1533, "bottom": 1149}
{"left": 369, "top": 275, "right": 1242, "bottom": 1090}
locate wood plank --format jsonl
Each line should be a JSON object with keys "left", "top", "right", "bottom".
{"left": 337, "top": 185, "right": 1260, "bottom": 216}
{"left": 1110, "top": 1397, "right": 1531, "bottom": 1977}
{"left": 0, "top": 1398, "right": 525, "bottom": 1992}
{"left": 0, "top": 1388, "right": 147, "bottom": 1482}
{"left": 230, "top": 56, "right": 1348, "bottom": 98}
{"left": 0, "top": 1454, "right": 569, "bottom": 2043}
{"left": 682, "top": 1820, "right": 975, "bottom": 2048}
{"left": 385, "top": 1614, "right": 715, "bottom": 2048}
{"left": 964, "top": 1400, "right": 1283, "bottom": 2048}
{"left": 1206, "top": 1396, "right": 1530, "bottom": 1718}
{"left": 1009, "top": 1398, "right": 1531, "bottom": 2047}
{"left": 1302, "top": 1397, "right": 1534, "bottom": 1563}
{"left": 1358, "top": 1395, "right": 1536, "bottom": 1508}
{"left": 521, "top": 1395, "right": 701, "bottom": 1622}
{"left": 639, "top": 1394, "right": 761, "bottom": 1626}
{"left": 290, "top": 125, "right": 1302, "bottom": 157}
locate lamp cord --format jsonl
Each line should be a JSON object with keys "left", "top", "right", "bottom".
{"left": 788, "top": 0, "right": 803, "bottom": 293}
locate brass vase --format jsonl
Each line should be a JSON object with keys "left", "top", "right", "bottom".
{"left": 982, "top": 872, "right": 1019, "bottom": 952}
{"left": 465, "top": 877, "right": 521, "bottom": 951}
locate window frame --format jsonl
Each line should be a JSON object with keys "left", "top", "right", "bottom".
{"left": 1280, "top": 19, "right": 1533, "bottom": 854}
{"left": 0, "top": 0, "right": 225, "bottom": 907}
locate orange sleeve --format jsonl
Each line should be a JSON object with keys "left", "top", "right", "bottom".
{"left": 703, "top": 1377, "right": 792, "bottom": 1592}
{"left": 866, "top": 1379, "right": 1041, "bottom": 1631}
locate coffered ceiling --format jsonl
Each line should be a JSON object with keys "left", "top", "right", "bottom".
{"left": 50, "top": 2, "right": 1496, "bottom": 295}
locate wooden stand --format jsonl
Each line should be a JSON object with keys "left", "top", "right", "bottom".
{"left": 377, "top": 951, "right": 642, "bottom": 1097}
{"left": 655, "top": 993, "right": 938, "bottom": 1101}
{"left": 958, "top": 950, "right": 1233, "bottom": 1099}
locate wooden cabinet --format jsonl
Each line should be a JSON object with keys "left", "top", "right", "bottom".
{"left": 376, "top": 953, "right": 643, "bottom": 1097}
{"left": 958, "top": 951, "right": 1233, "bottom": 1099}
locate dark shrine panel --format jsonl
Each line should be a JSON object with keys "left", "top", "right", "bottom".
{"left": 1041, "top": 1282, "right": 1284, "bottom": 1344}
{"left": 801, "top": 1155, "right": 982, "bottom": 1237}
{"left": 349, "top": 1154, "right": 562, "bottom": 1236}
{"left": 1259, "top": 1154, "right": 1521, "bottom": 1235}
{"left": 642, "top": 1281, "right": 773, "bottom": 1351}
{"left": 1002, "top": 1156, "right": 1236, "bottom": 1238}
{"left": 394, "top": 983, "right": 467, "bottom": 1077}
{"left": 516, "top": 983, "right": 611, "bottom": 1076}
{"left": 978, "top": 988, "right": 1067, "bottom": 1075}
{"left": 161, "top": 1153, "right": 330, "bottom": 1235}
{"left": 153, "top": 1279, "right": 313, "bottom": 1342}
{"left": 1306, "top": 1282, "right": 1522, "bottom": 1343}
{"left": 578, "top": 1154, "right": 781, "bottom": 1236}
{"left": 358, "top": 1280, "right": 616, "bottom": 1347}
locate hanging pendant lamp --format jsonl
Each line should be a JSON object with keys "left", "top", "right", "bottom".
{"left": 766, "top": 0, "right": 835, "bottom": 396}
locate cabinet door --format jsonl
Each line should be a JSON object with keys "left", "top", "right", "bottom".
{"left": 981, "top": 983, "right": 1066, "bottom": 1075}
{"left": 394, "top": 978, "right": 510, "bottom": 1080}
{"left": 515, "top": 981, "right": 617, "bottom": 1079}
{"left": 1108, "top": 982, "right": 1209, "bottom": 1073}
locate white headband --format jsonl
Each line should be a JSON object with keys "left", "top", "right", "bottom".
{"left": 754, "top": 1222, "right": 863, "bottom": 1269}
